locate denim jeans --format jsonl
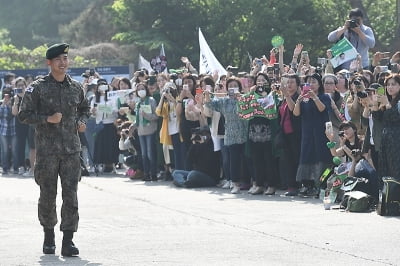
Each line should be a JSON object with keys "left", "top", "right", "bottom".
{"left": 172, "top": 170, "right": 216, "bottom": 188}
{"left": 0, "top": 135, "right": 18, "bottom": 172}
{"left": 139, "top": 133, "right": 157, "bottom": 177}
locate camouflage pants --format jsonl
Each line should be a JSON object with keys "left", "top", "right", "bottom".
{"left": 35, "top": 152, "right": 80, "bottom": 232}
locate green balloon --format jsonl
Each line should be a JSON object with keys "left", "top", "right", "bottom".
{"left": 271, "top": 35, "right": 284, "bottom": 47}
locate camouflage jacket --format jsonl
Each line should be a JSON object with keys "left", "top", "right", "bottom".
{"left": 18, "top": 74, "right": 90, "bottom": 155}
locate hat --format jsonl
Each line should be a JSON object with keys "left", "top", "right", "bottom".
{"left": 46, "top": 43, "right": 69, "bottom": 60}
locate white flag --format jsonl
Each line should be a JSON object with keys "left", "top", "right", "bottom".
{"left": 199, "top": 28, "right": 227, "bottom": 76}
{"left": 138, "top": 54, "right": 153, "bottom": 73}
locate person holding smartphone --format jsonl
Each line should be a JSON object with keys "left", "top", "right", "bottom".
{"left": 293, "top": 73, "right": 332, "bottom": 197}
{"left": 0, "top": 90, "right": 18, "bottom": 176}
{"left": 370, "top": 74, "right": 400, "bottom": 181}
{"left": 175, "top": 74, "right": 199, "bottom": 170}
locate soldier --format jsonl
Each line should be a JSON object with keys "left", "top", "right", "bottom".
{"left": 18, "top": 43, "right": 90, "bottom": 257}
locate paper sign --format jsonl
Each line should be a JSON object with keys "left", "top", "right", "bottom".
{"left": 140, "top": 104, "right": 152, "bottom": 114}
{"left": 330, "top": 37, "right": 358, "bottom": 68}
{"left": 97, "top": 104, "right": 113, "bottom": 114}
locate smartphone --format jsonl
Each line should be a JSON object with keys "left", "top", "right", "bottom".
{"left": 255, "top": 59, "right": 263, "bottom": 67}
{"left": 302, "top": 83, "right": 311, "bottom": 98}
{"left": 183, "top": 84, "right": 189, "bottom": 91}
{"left": 301, "top": 51, "right": 309, "bottom": 57}
{"left": 377, "top": 86, "right": 385, "bottom": 96}
{"left": 196, "top": 88, "right": 203, "bottom": 95}
{"left": 317, "top": 57, "right": 327, "bottom": 65}
{"left": 325, "top": 121, "right": 333, "bottom": 135}
{"left": 273, "top": 63, "right": 280, "bottom": 72}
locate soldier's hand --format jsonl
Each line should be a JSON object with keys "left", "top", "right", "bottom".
{"left": 47, "top": 112, "right": 62, "bottom": 123}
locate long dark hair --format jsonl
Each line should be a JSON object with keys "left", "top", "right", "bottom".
{"left": 384, "top": 73, "right": 400, "bottom": 107}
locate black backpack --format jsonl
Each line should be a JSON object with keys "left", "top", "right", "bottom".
{"left": 376, "top": 177, "right": 400, "bottom": 216}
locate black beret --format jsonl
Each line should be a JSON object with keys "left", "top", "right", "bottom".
{"left": 46, "top": 43, "right": 69, "bottom": 60}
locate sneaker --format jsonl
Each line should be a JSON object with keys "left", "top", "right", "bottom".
{"left": 13, "top": 169, "right": 19, "bottom": 174}
{"left": 2, "top": 170, "right": 8, "bottom": 176}
{"left": 264, "top": 187, "right": 276, "bottom": 195}
{"left": 18, "top": 167, "right": 25, "bottom": 175}
{"left": 248, "top": 185, "right": 257, "bottom": 194}
{"left": 222, "top": 180, "right": 232, "bottom": 189}
{"left": 283, "top": 189, "right": 298, "bottom": 197}
{"left": 231, "top": 183, "right": 241, "bottom": 194}
{"left": 298, "top": 186, "right": 308, "bottom": 196}
{"left": 251, "top": 186, "right": 265, "bottom": 195}
{"left": 217, "top": 179, "right": 228, "bottom": 188}
{"left": 23, "top": 169, "right": 34, "bottom": 177}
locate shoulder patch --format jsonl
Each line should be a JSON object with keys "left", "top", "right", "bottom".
{"left": 25, "top": 86, "right": 35, "bottom": 93}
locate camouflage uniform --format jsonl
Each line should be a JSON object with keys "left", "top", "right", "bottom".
{"left": 18, "top": 74, "right": 90, "bottom": 232}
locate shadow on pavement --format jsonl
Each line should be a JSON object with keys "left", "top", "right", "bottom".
{"left": 38, "top": 255, "right": 102, "bottom": 265}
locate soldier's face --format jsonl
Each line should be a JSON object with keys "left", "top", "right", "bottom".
{"left": 47, "top": 54, "right": 69, "bottom": 74}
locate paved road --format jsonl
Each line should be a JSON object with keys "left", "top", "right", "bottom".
{"left": 0, "top": 172, "right": 399, "bottom": 266}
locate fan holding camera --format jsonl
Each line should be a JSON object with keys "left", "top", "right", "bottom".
{"left": 328, "top": 8, "right": 375, "bottom": 71}
{"left": 325, "top": 121, "right": 379, "bottom": 200}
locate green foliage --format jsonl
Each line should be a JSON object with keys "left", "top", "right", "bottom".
{"left": 0, "top": 0, "right": 398, "bottom": 71}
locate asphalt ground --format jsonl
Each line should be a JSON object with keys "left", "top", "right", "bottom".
{"left": 0, "top": 171, "right": 399, "bottom": 266}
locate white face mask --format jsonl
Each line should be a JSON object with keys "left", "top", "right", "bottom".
{"left": 138, "top": 90, "right": 147, "bottom": 98}
{"left": 98, "top": 85, "right": 108, "bottom": 91}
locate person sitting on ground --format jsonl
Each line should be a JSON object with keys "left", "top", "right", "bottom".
{"left": 172, "top": 127, "right": 220, "bottom": 188}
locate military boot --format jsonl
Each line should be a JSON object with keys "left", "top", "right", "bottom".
{"left": 61, "top": 230, "right": 79, "bottom": 257}
{"left": 43, "top": 228, "right": 56, "bottom": 254}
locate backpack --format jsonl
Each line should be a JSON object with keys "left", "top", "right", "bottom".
{"left": 376, "top": 177, "right": 400, "bottom": 216}
{"left": 341, "top": 191, "right": 371, "bottom": 212}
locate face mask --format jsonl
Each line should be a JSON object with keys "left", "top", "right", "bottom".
{"left": 175, "top": 78, "right": 182, "bottom": 86}
{"left": 138, "top": 90, "right": 147, "bottom": 98}
{"left": 98, "top": 85, "right": 108, "bottom": 91}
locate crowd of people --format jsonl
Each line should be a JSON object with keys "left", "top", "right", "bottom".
{"left": 1, "top": 8, "right": 400, "bottom": 206}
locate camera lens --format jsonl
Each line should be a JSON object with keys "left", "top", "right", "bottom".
{"left": 353, "top": 79, "right": 361, "bottom": 86}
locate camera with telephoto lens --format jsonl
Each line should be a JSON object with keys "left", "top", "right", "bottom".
{"left": 356, "top": 91, "right": 368, "bottom": 98}
{"left": 349, "top": 19, "right": 358, "bottom": 28}
{"left": 122, "top": 129, "right": 129, "bottom": 135}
